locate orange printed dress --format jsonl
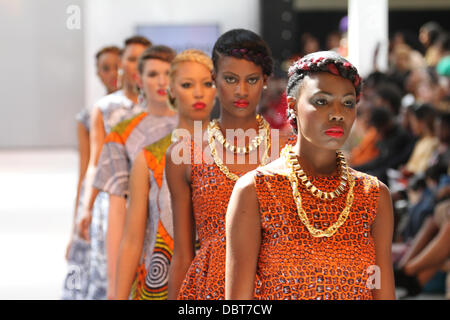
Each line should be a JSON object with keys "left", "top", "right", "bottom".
{"left": 253, "top": 167, "right": 380, "bottom": 300}
{"left": 177, "top": 139, "right": 245, "bottom": 300}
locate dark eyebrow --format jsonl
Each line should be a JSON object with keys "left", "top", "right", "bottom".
{"left": 313, "top": 90, "right": 355, "bottom": 97}
{"left": 222, "top": 72, "right": 261, "bottom": 78}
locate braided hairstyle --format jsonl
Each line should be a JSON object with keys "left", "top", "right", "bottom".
{"left": 286, "top": 51, "right": 362, "bottom": 134}
{"left": 212, "top": 29, "right": 273, "bottom": 77}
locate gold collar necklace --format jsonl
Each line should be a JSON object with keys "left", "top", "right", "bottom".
{"left": 281, "top": 144, "right": 355, "bottom": 237}
{"left": 207, "top": 115, "right": 271, "bottom": 181}
{"left": 209, "top": 114, "right": 268, "bottom": 154}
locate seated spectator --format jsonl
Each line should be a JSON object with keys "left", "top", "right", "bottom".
{"left": 354, "top": 107, "right": 414, "bottom": 185}
{"left": 428, "top": 111, "right": 450, "bottom": 171}
{"left": 419, "top": 21, "right": 444, "bottom": 67}
{"left": 400, "top": 165, "right": 446, "bottom": 241}
{"left": 404, "top": 67, "right": 443, "bottom": 107}
{"left": 371, "top": 82, "right": 403, "bottom": 118}
{"left": 394, "top": 164, "right": 450, "bottom": 298}
{"left": 403, "top": 103, "right": 439, "bottom": 176}
{"left": 348, "top": 103, "right": 380, "bottom": 167}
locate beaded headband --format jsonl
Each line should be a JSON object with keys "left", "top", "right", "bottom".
{"left": 287, "top": 54, "right": 362, "bottom": 101}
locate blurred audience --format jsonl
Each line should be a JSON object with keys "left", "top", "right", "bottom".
{"left": 353, "top": 107, "right": 414, "bottom": 185}
{"left": 402, "top": 103, "right": 439, "bottom": 176}
{"left": 338, "top": 21, "right": 450, "bottom": 298}
{"left": 419, "top": 21, "right": 444, "bottom": 67}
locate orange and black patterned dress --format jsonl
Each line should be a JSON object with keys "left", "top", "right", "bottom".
{"left": 253, "top": 167, "right": 380, "bottom": 300}
{"left": 177, "top": 140, "right": 245, "bottom": 300}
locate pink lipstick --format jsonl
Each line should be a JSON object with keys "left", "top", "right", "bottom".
{"left": 193, "top": 102, "right": 206, "bottom": 110}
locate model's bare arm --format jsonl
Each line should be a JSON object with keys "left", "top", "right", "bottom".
{"left": 78, "top": 107, "right": 105, "bottom": 240}
{"left": 166, "top": 143, "right": 196, "bottom": 299}
{"left": 371, "top": 182, "right": 396, "bottom": 300}
{"left": 115, "top": 151, "right": 149, "bottom": 299}
{"left": 225, "top": 172, "right": 261, "bottom": 300}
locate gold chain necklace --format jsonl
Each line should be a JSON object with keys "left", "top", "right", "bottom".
{"left": 209, "top": 114, "right": 267, "bottom": 154}
{"left": 285, "top": 147, "right": 349, "bottom": 201}
{"left": 281, "top": 144, "right": 355, "bottom": 238}
{"left": 207, "top": 116, "right": 271, "bottom": 181}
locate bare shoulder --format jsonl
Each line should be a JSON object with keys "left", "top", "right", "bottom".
{"left": 377, "top": 180, "right": 393, "bottom": 211}
{"left": 90, "top": 106, "right": 102, "bottom": 120}
{"left": 258, "top": 157, "right": 289, "bottom": 176}
{"left": 165, "top": 138, "right": 191, "bottom": 184}
{"left": 234, "top": 157, "right": 287, "bottom": 197}
{"left": 165, "top": 138, "right": 189, "bottom": 168}
{"left": 132, "top": 150, "right": 148, "bottom": 174}
{"left": 234, "top": 170, "right": 258, "bottom": 194}
{"left": 228, "top": 171, "right": 259, "bottom": 220}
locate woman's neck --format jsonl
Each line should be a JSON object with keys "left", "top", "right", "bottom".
{"left": 146, "top": 100, "right": 177, "bottom": 117}
{"left": 293, "top": 136, "right": 339, "bottom": 176}
{"left": 123, "top": 82, "right": 138, "bottom": 104}
{"left": 219, "top": 110, "right": 258, "bottom": 131}
{"left": 177, "top": 116, "right": 209, "bottom": 136}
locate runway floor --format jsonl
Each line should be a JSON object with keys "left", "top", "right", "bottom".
{"left": 0, "top": 149, "right": 77, "bottom": 299}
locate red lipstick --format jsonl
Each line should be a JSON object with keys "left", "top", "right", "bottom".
{"left": 193, "top": 102, "right": 206, "bottom": 110}
{"left": 157, "top": 89, "right": 167, "bottom": 96}
{"left": 325, "top": 126, "right": 344, "bottom": 138}
{"left": 233, "top": 100, "right": 249, "bottom": 108}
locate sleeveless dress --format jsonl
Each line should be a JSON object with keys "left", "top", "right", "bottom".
{"left": 253, "top": 167, "right": 380, "bottom": 300}
{"left": 61, "top": 108, "right": 92, "bottom": 300}
{"left": 130, "top": 133, "right": 174, "bottom": 300}
{"left": 177, "top": 139, "right": 245, "bottom": 300}
{"left": 89, "top": 111, "right": 176, "bottom": 300}
{"left": 85, "top": 90, "right": 145, "bottom": 299}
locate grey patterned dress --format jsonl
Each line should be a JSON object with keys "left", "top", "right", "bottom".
{"left": 62, "top": 90, "right": 145, "bottom": 299}
{"left": 61, "top": 108, "right": 91, "bottom": 300}
{"left": 86, "top": 90, "right": 146, "bottom": 300}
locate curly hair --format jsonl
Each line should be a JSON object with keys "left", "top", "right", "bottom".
{"left": 286, "top": 51, "right": 362, "bottom": 134}
{"left": 212, "top": 29, "right": 273, "bottom": 77}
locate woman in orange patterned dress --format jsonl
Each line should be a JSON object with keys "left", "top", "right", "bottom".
{"left": 226, "top": 51, "right": 396, "bottom": 300}
{"left": 114, "top": 50, "right": 216, "bottom": 300}
{"left": 166, "top": 29, "right": 284, "bottom": 300}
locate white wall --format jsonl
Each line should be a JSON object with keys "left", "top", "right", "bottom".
{"left": 0, "top": 0, "right": 84, "bottom": 148}
{"left": 348, "top": 0, "right": 389, "bottom": 77}
{"left": 84, "top": 0, "right": 260, "bottom": 110}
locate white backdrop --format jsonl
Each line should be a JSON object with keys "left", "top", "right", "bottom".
{"left": 0, "top": 0, "right": 84, "bottom": 148}
{"left": 84, "top": 0, "right": 260, "bottom": 113}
